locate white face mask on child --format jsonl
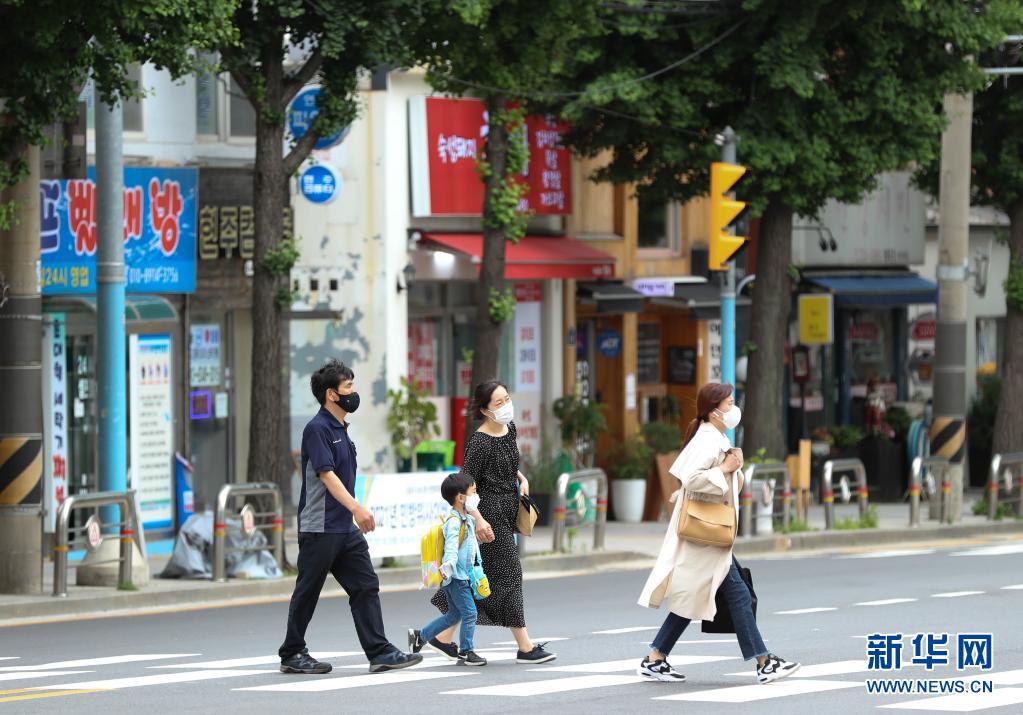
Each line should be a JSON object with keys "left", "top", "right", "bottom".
{"left": 464, "top": 494, "right": 481, "bottom": 512}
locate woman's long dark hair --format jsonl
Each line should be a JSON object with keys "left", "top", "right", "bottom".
{"left": 681, "top": 382, "right": 734, "bottom": 449}
{"left": 470, "top": 379, "right": 508, "bottom": 421}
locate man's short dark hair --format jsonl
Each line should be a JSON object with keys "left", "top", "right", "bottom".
{"left": 441, "top": 472, "right": 474, "bottom": 506}
{"left": 311, "top": 359, "right": 355, "bottom": 406}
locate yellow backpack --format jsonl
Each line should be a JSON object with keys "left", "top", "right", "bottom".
{"left": 420, "top": 515, "right": 466, "bottom": 589}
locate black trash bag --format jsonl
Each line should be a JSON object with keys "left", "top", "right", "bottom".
{"left": 160, "top": 510, "right": 282, "bottom": 580}
{"left": 702, "top": 558, "right": 758, "bottom": 634}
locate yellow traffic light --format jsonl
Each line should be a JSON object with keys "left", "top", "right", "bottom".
{"left": 708, "top": 162, "right": 747, "bottom": 270}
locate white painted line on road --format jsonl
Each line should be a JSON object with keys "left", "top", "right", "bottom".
{"left": 931, "top": 591, "right": 985, "bottom": 599}
{"left": 988, "top": 669, "right": 1023, "bottom": 685}
{"left": 0, "top": 658, "right": 19, "bottom": 661}
{"left": 491, "top": 637, "right": 568, "bottom": 645}
{"left": 538, "top": 655, "right": 737, "bottom": 673}
{"left": 951, "top": 543, "right": 1023, "bottom": 557}
{"left": 855, "top": 598, "right": 918, "bottom": 606}
{"left": 1002, "top": 584, "right": 1023, "bottom": 590}
{"left": 150, "top": 652, "right": 362, "bottom": 669}
{"left": 775, "top": 607, "right": 838, "bottom": 615}
{"left": 593, "top": 627, "right": 659, "bottom": 635}
{"left": 0, "top": 671, "right": 92, "bottom": 683}
{"left": 32, "top": 668, "right": 273, "bottom": 690}
{"left": 442, "top": 673, "right": 643, "bottom": 697}
{"left": 0, "top": 654, "right": 200, "bottom": 672}
{"left": 655, "top": 679, "right": 862, "bottom": 702}
{"left": 881, "top": 686, "right": 1023, "bottom": 711}
{"left": 237, "top": 670, "right": 475, "bottom": 692}
{"left": 837, "top": 549, "right": 936, "bottom": 559}
{"left": 726, "top": 660, "right": 867, "bottom": 678}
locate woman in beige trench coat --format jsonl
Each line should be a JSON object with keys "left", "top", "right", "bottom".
{"left": 636, "top": 382, "right": 801, "bottom": 685}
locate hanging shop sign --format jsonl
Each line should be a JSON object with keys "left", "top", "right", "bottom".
{"left": 798, "top": 293, "right": 834, "bottom": 345}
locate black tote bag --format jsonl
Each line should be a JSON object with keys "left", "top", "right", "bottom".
{"left": 701, "top": 558, "right": 758, "bottom": 634}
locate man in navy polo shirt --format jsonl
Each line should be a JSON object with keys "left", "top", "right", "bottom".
{"left": 279, "top": 359, "right": 422, "bottom": 674}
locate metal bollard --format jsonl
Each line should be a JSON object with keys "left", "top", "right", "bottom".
{"left": 822, "top": 462, "right": 835, "bottom": 529}
{"left": 742, "top": 463, "right": 790, "bottom": 535}
{"left": 739, "top": 465, "right": 754, "bottom": 537}
{"left": 910, "top": 456, "right": 948, "bottom": 527}
{"left": 987, "top": 452, "right": 1023, "bottom": 520}
{"left": 52, "top": 490, "right": 141, "bottom": 597}
{"left": 821, "top": 458, "right": 868, "bottom": 530}
{"left": 552, "top": 469, "right": 608, "bottom": 553}
{"left": 213, "top": 483, "right": 285, "bottom": 583}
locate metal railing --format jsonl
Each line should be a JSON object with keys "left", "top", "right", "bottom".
{"left": 909, "top": 456, "right": 946, "bottom": 527}
{"left": 53, "top": 490, "right": 141, "bottom": 598}
{"left": 552, "top": 469, "right": 607, "bottom": 553}
{"left": 988, "top": 452, "right": 1023, "bottom": 520}
{"left": 213, "top": 483, "right": 285, "bottom": 583}
{"left": 741, "top": 463, "right": 792, "bottom": 536}
{"left": 821, "top": 458, "right": 868, "bottom": 530}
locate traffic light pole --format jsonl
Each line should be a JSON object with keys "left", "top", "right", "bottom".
{"left": 720, "top": 127, "right": 737, "bottom": 443}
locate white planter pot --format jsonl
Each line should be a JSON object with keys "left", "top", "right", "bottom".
{"left": 612, "top": 479, "right": 647, "bottom": 523}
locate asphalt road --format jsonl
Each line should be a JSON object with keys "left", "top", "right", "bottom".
{"left": 2, "top": 537, "right": 1023, "bottom": 714}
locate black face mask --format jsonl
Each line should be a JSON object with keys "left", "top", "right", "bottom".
{"left": 335, "top": 391, "right": 360, "bottom": 414}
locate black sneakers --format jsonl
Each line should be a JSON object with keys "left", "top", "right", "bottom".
{"left": 757, "top": 653, "right": 801, "bottom": 683}
{"left": 458, "top": 650, "right": 487, "bottom": 666}
{"left": 516, "top": 642, "right": 557, "bottom": 664}
{"left": 368, "top": 650, "right": 424, "bottom": 674}
{"left": 637, "top": 657, "right": 687, "bottom": 682}
{"left": 407, "top": 629, "right": 425, "bottom": 654}
{"left": 280, "top": 652, "right": 332, "bottom": 674}
{"left": 428, "top": 637, "right": 460, "bottom": 661}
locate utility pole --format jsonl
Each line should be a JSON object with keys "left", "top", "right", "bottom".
{"left": 720, "top": 127, "right": 738, "bottom": 443}
{"left": 931, "top": 92, "right": 972, "bottom": 522}
{"left": 95, "top": 94, "right": 127, "bottom": 519}
{"left": 0, "top": 144, "right": 44, "bottom": 594}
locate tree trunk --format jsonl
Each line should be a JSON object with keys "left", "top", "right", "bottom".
{"left": 466, "top": 100, "right": 511, "bottom": 442}
{"left": 246, "top": 44, "right": 289, "bottom": 490}
{"left": 992, "top": 201, "right": 1023, "bottom": 455}
{"left": 742, "top": 199, "right": 792, "bottom": 460}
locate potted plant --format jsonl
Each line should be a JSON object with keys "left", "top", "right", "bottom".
{"left": 518, "top": 444, "right": 568, "bottom": 527}
{"left": 608, "top": 435, "right": 654, "bottom": 523}
{"left": 640, "top": 422, "right": 682, "bottom": 518}
{"left": 386, "top": 376, "right": 440, "bottom": 472}
{"left": 968, "top": 376, "right": 1000, "bottom": 488}
{"left": 552, "top": 394, "right": 608, "bottom": 468}
{"left": 828, "top": 424, "right": 865, "bottom": 460}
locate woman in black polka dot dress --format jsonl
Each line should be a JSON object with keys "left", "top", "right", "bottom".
{"left": 425, "top": 380, "right": 556, "bottom": 664}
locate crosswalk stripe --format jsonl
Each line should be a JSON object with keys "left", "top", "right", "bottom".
{"left": 540, "top": 655, "right": 738, "bottom": 674}
{"left": 592, "top": 627, "right": 659, "bottom": 635}
{"left": 951, "top": 543, "right": 1023, "bottom": 557}
{"left": 837, "top": 550, "right": 936, "bottom": 559}
{"left": 931, "top": 591, "right": 985, "bottom": 599}
{"left": 0, "top": 654, "right": 199, "bottom": 672}
{"left": 775, "top": 607, "right": 837, "bottom": 615}
{"left": 236, "top": 670, "right": 476, "bottom": 692}
{"left": 150, "top": 652, "right": 362, "bottom": 669}
{"left": 0, "top": 671, "right": 91, "bottom": 683}
{"left": 880, "top": 687, "right": 1023, "bottom": 711}
{"left": 1001, "top": 584, "right": 1023, "bottom": 590}
{"left": 654, "top": 679, "right": 862, "bottom": 702}
{"left": 32, "top": 669, "right": 272, "bottom": 690}
{"left": 726, "top": 660, "right": 866, "bottom": 678}
{"left": 442, "top": 673, "right": 642, "bottom": 697}
{"left": 0, "top": 658, "right": 19, "bottom": 662}
{"left": 855, "top": 598, "right": 917, "bottom": 606}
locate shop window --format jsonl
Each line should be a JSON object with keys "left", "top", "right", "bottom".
{"left": 638, "top": 194, "right": 680, "bottom": 253}
{"left": 329, "top": 279, "right": 339, "bottom": 291}
{"left": 195, "top": 53, "right": 219, "bottom": 136}
{"left": 228, "top": 77, "right": 257, "bottom": 138}
{"left": 83, "top": 64, "right": 144, "bottom": 133}
{"left": 638, "top": 321, "right": 661, "bottom": 384}
{"left": 977, "top": 318, "right": 999, "bottom": 374}
{"left": 408, "top": 319, "right": 443, "bottom": 396}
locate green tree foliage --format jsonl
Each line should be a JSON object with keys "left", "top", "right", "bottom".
{"left": 0, "top": 0, "right": 238, "bottom": 226}
{"left": 559, "top": 0, "right": 1020, "bottom": 458}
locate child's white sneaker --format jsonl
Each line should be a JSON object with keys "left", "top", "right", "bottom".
{"left": 458, "top": 650, "right": 487, "bottom": 666}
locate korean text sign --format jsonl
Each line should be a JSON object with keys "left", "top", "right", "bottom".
{"left": 354, "top": 471, "right": 453, "bottom": 558}
{"left": 40, "top": 167, "right": 198, "bottom": 294}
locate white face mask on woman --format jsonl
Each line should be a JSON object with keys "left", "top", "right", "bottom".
{"left": 715, "top": 406, "right": 742, "bottom": 429}
{"left": 488, "top": 402, "right": 514, "bottom": 425}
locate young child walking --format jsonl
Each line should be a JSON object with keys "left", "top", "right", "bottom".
{"left": 409, "top": 473, "right": 487, "bottom": 666}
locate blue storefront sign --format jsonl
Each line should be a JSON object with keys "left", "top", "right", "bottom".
{"left": 299, "top": 165, "right": 341, "bottom": 204}
{"left": 288, "top": 87, "right": 349, "bottom": 150}
{"left": 40, "top": 167, "right": 198, "bottom": 294}
{"left": 597, "top": 330, "right": 622, "bottom": 358}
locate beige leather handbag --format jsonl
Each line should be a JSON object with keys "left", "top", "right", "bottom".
{"left": 676, "top": 493, "right": 737, "bottom": 547}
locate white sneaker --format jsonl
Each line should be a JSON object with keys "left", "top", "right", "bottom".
{"left": 638, "top": 657, "right": 687, "bottom": 682}
{"left": 757, "top": 654, "right": 801, "bottom": 683}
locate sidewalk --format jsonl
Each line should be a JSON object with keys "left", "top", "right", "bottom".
{"left": 2, "top": 493, "right": 1020, "bottom": 625}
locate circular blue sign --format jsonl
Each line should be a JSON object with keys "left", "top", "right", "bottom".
{"left": 597, "top": 330, "right": 622, "bottom": 358}
{"left": 288, "top": 87, "right": 348, "bottom": 150}
{"left": 299, "top": 165, "right": 341, "bottom": 204}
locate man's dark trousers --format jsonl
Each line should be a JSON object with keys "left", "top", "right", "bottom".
{"left": 279, "top": 531, "right": 395, "bottom": 660}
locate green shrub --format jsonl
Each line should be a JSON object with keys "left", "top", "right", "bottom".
{"left": 640, "top": 422, "right": 682, "bottom": 455}
{"left": 884, "top": 406, "right": 913, "bottom": 442}
{"left": 608, "top": 436, "right": 655, "bottom": 480}
{"left": 969, "top": 375, "right": 1001, "bottom": 454}
{"left": 830, "top": 424, "right": 865, "bottom": 450}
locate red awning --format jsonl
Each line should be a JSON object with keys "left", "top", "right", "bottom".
{"left": 419, "top": 233, "right": 615, "bottom": 280}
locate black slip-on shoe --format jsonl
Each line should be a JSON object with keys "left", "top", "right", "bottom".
{"left": 516, "top": 642, "right": 557, "bottom": 664}
{"left": 280, "top": 652, "right": 332, "bottom": 674}
{"left": 368, "top": 650, "right": 424, "bottom": 673}
{"left": 428, "top": 638, "right": 460, "bottom": 661}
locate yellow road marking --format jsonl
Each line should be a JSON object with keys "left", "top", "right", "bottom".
{"left": 0, "top": 688, "right": 106, "bottom": 703}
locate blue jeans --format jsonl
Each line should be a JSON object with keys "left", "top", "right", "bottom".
{"left": 421, "top": 579, "right": 477, "bottom": 653}
{"left": 650, "top": 558, "right": 768, "bottom": 662}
